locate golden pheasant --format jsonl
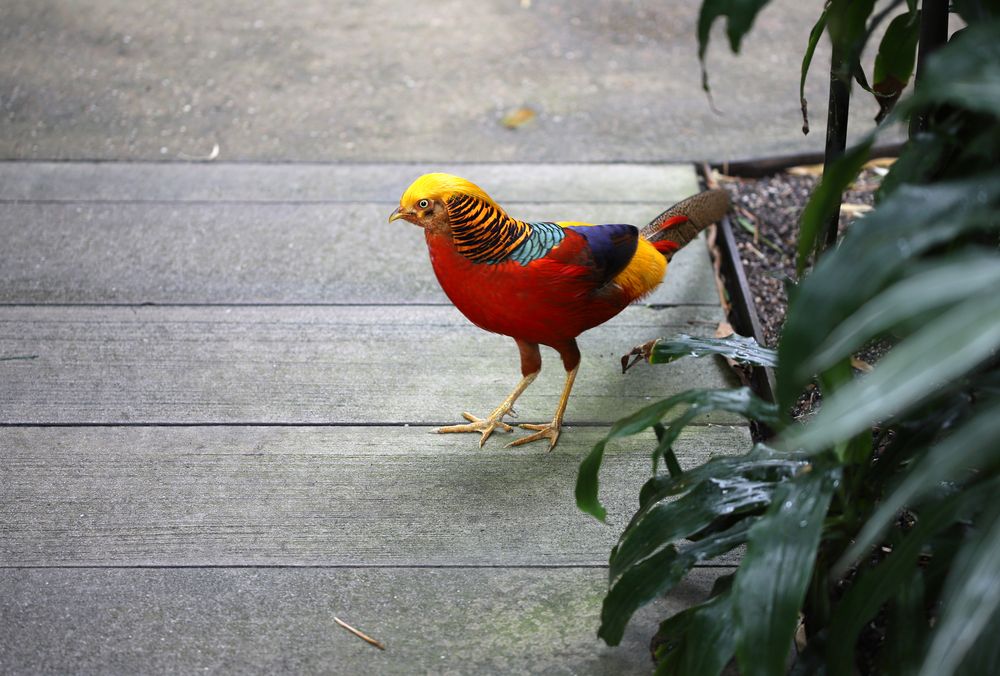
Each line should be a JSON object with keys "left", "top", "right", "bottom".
{"left": 390, "top": 173, "right": 728, "bottom": 450}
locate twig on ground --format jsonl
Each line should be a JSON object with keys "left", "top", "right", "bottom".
{"left": 334, "top": 616, "right": 386, "bottom": 651}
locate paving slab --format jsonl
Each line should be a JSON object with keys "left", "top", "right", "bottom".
{"left": 0, "top": 161, "right": 699, "bottom": 203}
{"left": 0, "top": 0, "right": 888, "bottom": 163}
{"left": 0, "top": 567, "right": 733, "bottom": 675}
{"left": 0, "top": 304, "right": 739, "bottom": 425}
{"left": 0, "top": 202, "right": 717, "bottom": 306}
{"left": 0, "top": 425, "right": 749, "bottom": 567}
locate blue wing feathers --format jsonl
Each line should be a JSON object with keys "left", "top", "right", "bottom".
{"left": 566, "top": 223, "right": 638, "bottom": 283}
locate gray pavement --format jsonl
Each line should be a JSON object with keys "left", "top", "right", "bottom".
{"left": 1, "top": 161, "right": 749, "bottom": 674}
{"left": 2, "top": 0, "right": 885, "bottom": 163}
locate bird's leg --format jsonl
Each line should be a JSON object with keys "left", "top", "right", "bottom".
{"left": 509, "top": 340, "right": 580, "bottom": 451}
{"left": 437, "top": 340, "right": 542, "bottom": 448}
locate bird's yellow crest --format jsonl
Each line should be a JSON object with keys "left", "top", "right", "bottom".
{"left": 399, "top": 173, "right": 499, "bottom": 211}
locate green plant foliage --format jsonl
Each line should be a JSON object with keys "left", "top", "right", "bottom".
{"left": 842, "top": 398, "right": 1000, "bottom": 568}
{"left": 696, "top": 0, "right": 773, "bottom": 94}
{"left": 798, "top": 7, "right": 828, "bottom": 133}
{"left": 782, "top": 172, "right": 1000, "bottom": 410}
{"left": 646, "top": 334, "right": 778, "bottom": 368}
{"left": 794, "top": 138, "right": 873, "bottom": 275}
{"left": 579, "top": 8, "right": 1000, "bottom": 676}
{"left": 872, "top": 9, "right": 920, "bottom": 121}
{"left": 653, "top": 578, "right": 736, "bottom": 676}
{"left": 732, "top": 464, "right": 839, "bottom": 676}
{"left": 575, "top": 388, "right": 778, "bottom": 521}
{"left": 923, "top": 498, "right": 1000, "bottom": 676}
{"left": 781, "top": 289, "right": 1000, "bottom": 456}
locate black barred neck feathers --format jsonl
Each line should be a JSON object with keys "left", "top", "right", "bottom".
{"left": 446, "top": 193, "right": 532, "bottom": 264}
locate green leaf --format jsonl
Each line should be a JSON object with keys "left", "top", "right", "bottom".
{"left": 779, "top": 172, "right": 1000, "bottom": 410}
{"left": 654, "top": 587, "right": 736, "bottom": 676}
{"left": 806, "top": 253, "right": 1000, "bottom": 376}
{"left": 922, "top": 500, "right": 1000, "bottom": 676}
{"left": 732, "top": 464, "right": 839, "bottom": 676}
{"left": 652, "top": 422, "right": 684, "bottom": 478}
{"left": 610, "top": 474, "right": 774, "bottom": 582}
{"left": 956, "top": 603, "right": 1000, "bottom": 676}
{"left": 839, "top": 397, "right": 1000, "bottom": 569}
{"left": 599, "top": 518, "right": 754, "bottom": 646}
{"left": 879, "top": 568, "right": 927, "bottom": 676}
{"left": 905, "top": 19, "right": 1000, "bottom": 117}
{"left": 827, "top": 483, "right": 996, "bottom": 676}
{"left": 871, "top": 9, "right": 920, "bottom": 122}
{"left": 795, "top": 137, "right": 874, "bottom": 275}
{"left": 799, "top": 8, "right": 829, "bottom": 134}
{"left": 952, "top": 0, "right": 1000, "bottom": 23}
{"left": 825, "top": 0, "right": 878, "bottom": 80}
{"left": 780, "top": 294, "right": 1000, "bottom": 457}
{"left": 649, "top": 334, "right": 778, "bottom": 368}
{"left": 636, "top": 445, "right": 805, "bottom": 524}
{"left": 576, "top": 388, "right": 778, "bottom": 521}
{"left": 696, "top": 0, "right": 773, "bottom": 93}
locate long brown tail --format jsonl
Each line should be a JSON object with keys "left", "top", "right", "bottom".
{"left": 640, "top": 189, "right": 730, "bottom": 260}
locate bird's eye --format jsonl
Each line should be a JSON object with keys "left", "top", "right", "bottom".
{"left": 418, "top": 199, "right": 430, "bottom": 210}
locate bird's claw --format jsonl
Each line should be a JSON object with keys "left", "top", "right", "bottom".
{"left": 437, "top": 411, "right": 514, "bottom": 447}
{"left": 506, "top": 422, "right": 561, "bottom": 451}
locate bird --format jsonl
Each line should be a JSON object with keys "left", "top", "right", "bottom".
{"left": 389, "top": 173, "right": 729, "bottom": 450}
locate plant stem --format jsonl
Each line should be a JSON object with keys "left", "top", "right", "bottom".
{"left": 909, "top": 0, "right": 950, "bottom": 137}
{"left": 819, "top": 40, "right": 851, "bottom": 255}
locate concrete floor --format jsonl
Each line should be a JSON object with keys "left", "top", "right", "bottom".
{"left": 1, "top": 0, "right": 888, "bottom": 163}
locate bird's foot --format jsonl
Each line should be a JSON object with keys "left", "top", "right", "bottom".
{"left": 437, "top": 411, "right": 514, "bottom": 448}
{"left": 507, "top": 421, "right": 562, "bottom": 451}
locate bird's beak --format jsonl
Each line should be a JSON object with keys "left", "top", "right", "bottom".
{"left": 388, "top": 206, "right": 406, "bottom": 223}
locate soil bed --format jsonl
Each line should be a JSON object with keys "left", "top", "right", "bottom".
{"left": 715, "top": 166, "right": 882, "bottom": 348}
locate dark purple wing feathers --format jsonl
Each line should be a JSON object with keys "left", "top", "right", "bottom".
{"left": 565, "top": 223, "right": 638, "bottom": 285}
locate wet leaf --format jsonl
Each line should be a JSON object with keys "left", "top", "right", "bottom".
{"left": 732, "top": 465, "right": 839, "bottom": 676}
{"left": 647, "top": 334, "right": 778, "bottom": 368}
{"left": 922, "top": 499, "right": 1000, "bottom": 675}
{"left": 781, "top": 294, "right": 1000, "bottom": 457}
{"left": 610, "top": 474, "right": 775, "bottom": 582}
{"left": 654, "top": 586, "right": 736, "bottom": 676}
{"left": 576, "top": 388, "right": 778, "bottom": 521}
{"left": 839, "top": 399, "right": 1000, "bottom": 569}
{"left": 599, "top": 519, "right": 754, "bottom": 646}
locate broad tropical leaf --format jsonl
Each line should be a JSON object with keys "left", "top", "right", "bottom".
{"left": 922, "top": 500, "right": 1000, "bottom": 676}
{"left": 827, "top": 482, "right": 997, "bottom": 675}
{"left": 599, "top": 519, "right": 754, "bottom": 646}
{"left": 577, "top": 388, "right": 778, "bottom": 521}
{"left": 806, "top": 253, "right": 1000, "bottom": 375}
{"left": 871, "top": 9, "right": 920, "bottom": 121}
{"left": 610, "top": 474, "right": 774, "bottom": 582}
{"left": 795, "top": 138, "right": 873, "bottom": 275}
{"left": 654, "top": 583, "right": 736, "bottom": 676}
{"left": 732, "top": 464, "right": 839, "bottom": 676}
{"left": 647, "top": 334, "right": 778, "bottom": 368}
{"left": 840, "top": 398, "right": 1000, "bottom": 567}
{"left": 780, "top": 294, "right": 1000, "bottom": 456}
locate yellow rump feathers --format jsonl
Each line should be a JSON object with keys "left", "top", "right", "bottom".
{"left": 613, "top": 238, "right": 667, "bottom": 301}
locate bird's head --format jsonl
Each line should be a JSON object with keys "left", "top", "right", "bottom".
{"left": 389, "top": 173, "right": 498, "bottom": 235}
